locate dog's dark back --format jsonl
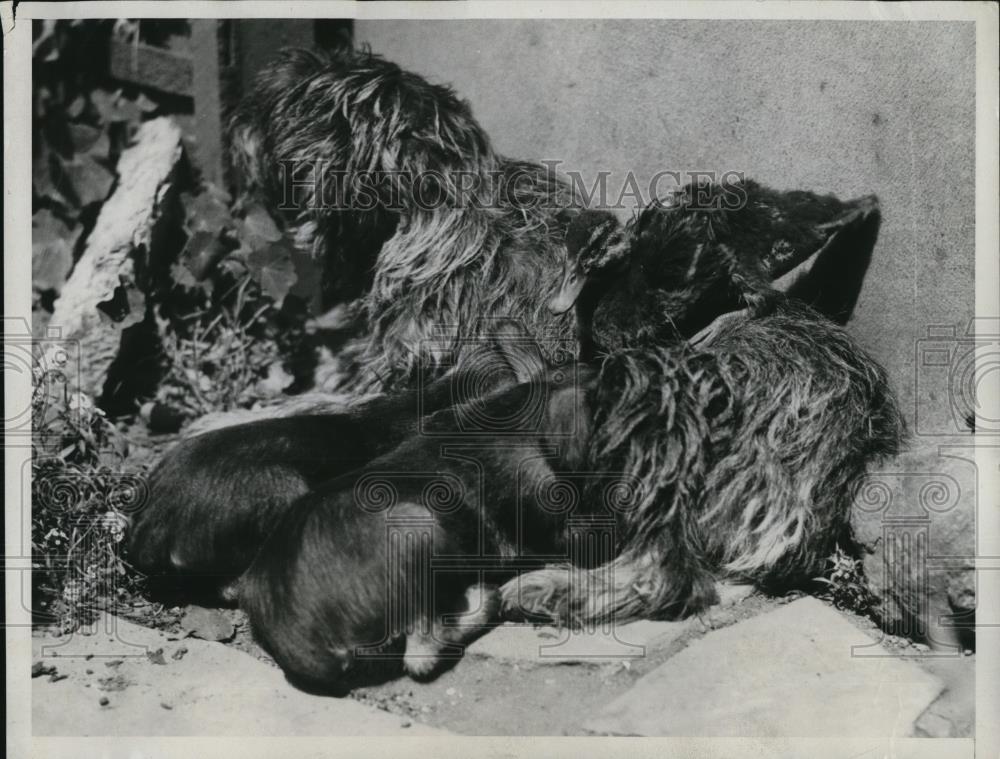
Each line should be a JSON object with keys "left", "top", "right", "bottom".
{"left": 128, "top": 415, "right": 371, "bottom": 582}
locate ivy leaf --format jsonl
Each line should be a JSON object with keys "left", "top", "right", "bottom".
{"left": 68, "top": 123, "right": 105, "bottom": 154}
{"left": 239, "top": 203, "right": 283, "bottom": 250}
{"left": 217, "top": 255, "right": 249, "bottom": 279}
{"left": 288, "top": 246, "right": 324, "bottom": 314}
{"left": 60, "top": 153, "right": 115, "bottom": 207}
{"left": 66, "top": 96, "right": 86, "bottom": 119}
{"left": 90, "top": 89, "right": 142, "bottom": 126}
{"left": 135, "top": 92, "right": 159, "bottom": 113}
{"left": 32, "top": 209, "right": 80, "bottom": 292}
{"left": 247, "top": 238, "right": 297, "bottom": 307}
{"left": 33, "top": 143, "right": 71, "bottom": 207}
{"left": 169, "top": 261, "right": 212, "bottom": 296}
{"left": 182, "top": 189, "right": 232, "bottom": 237}
{"left": 178, "top": 230, "right": 226, "bottom": 283}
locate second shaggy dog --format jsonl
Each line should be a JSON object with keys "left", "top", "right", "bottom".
{"left": 230, "top": 47, "right": 581, "bottom": 391}
{"left": 502, "top": 300, "right": 905, "bottom": 626}
{"left": 240, "top": 304, "right": 902, "bottom": 691}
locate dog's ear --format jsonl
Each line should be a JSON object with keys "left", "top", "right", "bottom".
{"left": 488, "top": 319, "right": 548, "bottom": 384}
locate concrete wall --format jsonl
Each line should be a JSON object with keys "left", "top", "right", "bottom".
{"left": 356, "top": 20, "right": 976, "bottom": 435}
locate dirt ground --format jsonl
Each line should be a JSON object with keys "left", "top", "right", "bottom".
{"left": 87, "top": 588, "right": 973, "bottom": 737}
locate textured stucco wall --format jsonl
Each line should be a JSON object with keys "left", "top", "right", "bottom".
{"left": 356, "top": 20, "right": 976, "bottom": 434}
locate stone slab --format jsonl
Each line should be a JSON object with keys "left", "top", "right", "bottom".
{"left": 585, "top": 597, "right": 944, "bottom": 737}
{"left": 467, "top": 582, "right": 755, "bottom": 667}
{"left": 32, "top": 615, "right": 443, "bottom": 735}
{"left": 465, "top": 618, "right": 690, "bottom": 667}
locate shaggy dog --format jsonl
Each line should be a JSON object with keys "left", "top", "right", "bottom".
{"left": 230, "top": 47, "right": 581, "bottom": 391}
{"left": 127, "top": 335, "right": 537, "bottom": 601}
{"left": 240, "top": 303, "right": 902, "bottom": 691}
{"left": 501, "top": 300, "right": 905, "bottom": 626}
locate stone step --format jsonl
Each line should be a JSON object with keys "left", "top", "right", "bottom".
{"left": 466, "top": 582, "right": 756, "bottom": 667}
{"left": 584, "top": 597, "right": 944, "bottom": 737}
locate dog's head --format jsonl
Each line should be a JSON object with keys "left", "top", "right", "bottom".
{"left": 548, "top": 210, "right": 628, "bottom": 315}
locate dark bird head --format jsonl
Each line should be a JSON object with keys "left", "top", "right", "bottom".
{"left": 548, "top": 210, "right": 629, "bottom": 315}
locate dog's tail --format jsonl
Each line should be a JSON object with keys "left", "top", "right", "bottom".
{"left": 500, "top": 548, "right": 719, "bottom": 627}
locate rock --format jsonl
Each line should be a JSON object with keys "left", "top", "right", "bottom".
{"left": 910, "top": 647, "right": 975, "bottom": 738}
{"left": 584, "top": 597, "right": 943, "bottom": 737}
{"left": 49, "top": 117, "right": 184, "bottom": 398}
{"left": 33, "top": 615, "right": 445, "bottom": 735}
{"left": 466, "top": 619, "right": 689, "bottom": 668}
{"left": 468, "top": 581, "right": 755, "bottom": 667}
{"left": 141, "top": 401, "right": 185, "bottom": 434}
{"left": 180, "top": 606, "right": 235, "bottom": 642}
{"left": 714, "top": 581, "right": 756, "bottom": 607}
{"left": 851, "top": 444, "right": 976, "bottom": 650}
{"left": 32, "top": 662, "right": 56, "bottom": 678}
{"left": 914, "top": 710, "right": 955, "bottom": 738}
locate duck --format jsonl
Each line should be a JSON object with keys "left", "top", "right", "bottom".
{"left": 550, "top": 177, "right": 881, "bottom": 357}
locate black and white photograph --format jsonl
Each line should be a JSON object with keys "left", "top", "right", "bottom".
{"left": 5, "top": 2, "right": 998, "bottom": 756}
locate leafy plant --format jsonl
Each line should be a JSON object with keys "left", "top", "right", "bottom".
{"left": 32, "top": 19, "right": 158, "bottom": 303}
{"left": 149, "top": 185, "right": 320, "bottom": 423}
{"left": 31, "top": 347, "right": 145, "bottom": 631}
{"left": 813, "top": 545, "right": 875, "bottom": 615}
{"left": 29, "top": 20, "right": 328, "bottom": 632}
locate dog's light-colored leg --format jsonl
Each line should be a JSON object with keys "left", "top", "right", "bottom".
{"left": 403, "top": 583, "right": 500, "bottom": 680}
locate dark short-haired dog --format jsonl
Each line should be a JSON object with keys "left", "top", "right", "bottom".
{"left": 239, "top": 358, "right": 597, "bottom": 693}
{"left": 127, "top": 336, "right": 538, "bottom": 602}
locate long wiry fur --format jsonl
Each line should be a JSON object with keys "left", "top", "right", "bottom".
{"left": 502, "top": 301, "right": 906, "bottom": 625}
{"left": 230, "top": 47, "right": 580, "bottom": 391}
